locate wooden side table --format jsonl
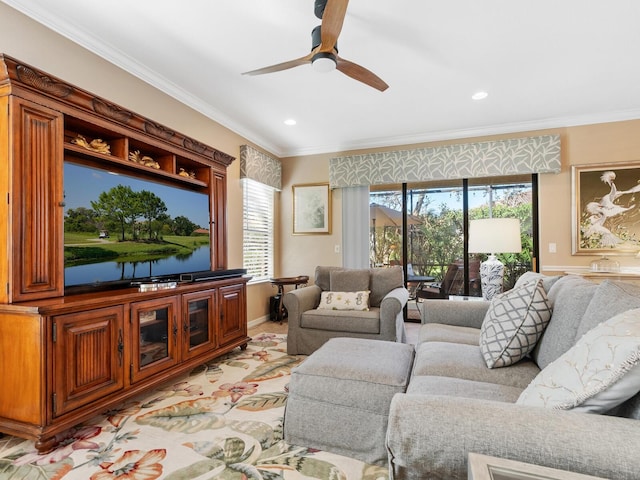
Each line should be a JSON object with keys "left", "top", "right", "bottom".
{"left": 270, "top": 276, "right": 309, "bottom": 322}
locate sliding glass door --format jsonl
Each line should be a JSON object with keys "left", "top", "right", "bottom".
{"left": 370, "top": 174, "right": 537, "bottom": 298}
{"left": 467, "top": 176, "right": 537, "bottom": 293}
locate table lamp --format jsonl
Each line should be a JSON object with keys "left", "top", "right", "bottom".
{"left": 468, "top": 218, "right": 522, "bottom": 300}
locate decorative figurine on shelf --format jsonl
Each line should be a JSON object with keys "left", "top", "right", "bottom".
{"left": 178, "top": 168, "right": 197, "bottom": 179}
{"left": 145, "top": 159, "right": 161, "bottom": 169}
{"left": 71, "top": 134, "right": 111, "bottom": 155}
{"left": 129, "top": 150, "right": 160, "bottom": 169}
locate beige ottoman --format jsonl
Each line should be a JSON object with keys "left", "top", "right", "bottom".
{"left": 284, "top": 337, "right": 415, "bottom": 465}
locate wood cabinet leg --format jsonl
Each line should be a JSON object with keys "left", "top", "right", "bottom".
{"left": 35, "top": 435, "right": 57, "bottom": 454}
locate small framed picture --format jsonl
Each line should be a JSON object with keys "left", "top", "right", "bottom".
{"left": 572, "top": 162, "right": 640, "bottom": 254}
{"left": 292, "top": 183, "right": 332, "bottom": 235}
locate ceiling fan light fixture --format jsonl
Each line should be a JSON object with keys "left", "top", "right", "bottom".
{"left": 312, "top": 53, "right": 337, "bottom": 73}
{"left": 243, "top": 1, "right": 387, "bottom": 91}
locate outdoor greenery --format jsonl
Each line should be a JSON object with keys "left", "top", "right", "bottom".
{"left": 371, "top": 185, "right": 533, "bottom": 292}
{"left": 64, "top": 186, "right": 208, "bottom": 266}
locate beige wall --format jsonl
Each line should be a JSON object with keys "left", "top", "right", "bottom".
{"left": 281, "top": 121, "right": 640, "bottom": 281}
{"left": 279, "top": 154, "right": 343, "bottom": 278}
{"left": 3, "top": 3, "right": 640, "bottom": 325}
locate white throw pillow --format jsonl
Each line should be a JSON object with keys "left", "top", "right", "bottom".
{"left": 317, "top": 291, "right": 370, "bottom": 311}
{"left": 480, "top": 279, "right": 552, "bottom": 368}
{"left": 517, "top": 307, "right": 640, "bottom": 413}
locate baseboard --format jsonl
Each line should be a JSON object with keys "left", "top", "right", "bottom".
{"left": 248, "top": 315, "right": 270, "bottom": 330}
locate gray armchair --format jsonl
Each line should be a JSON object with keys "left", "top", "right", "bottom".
{"left": 283, "top": 266, "right": 409, "bottom": 355}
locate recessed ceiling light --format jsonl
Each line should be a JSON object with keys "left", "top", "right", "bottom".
{"left": 472, "top": 91, "right": 489, "bottom": 100}
{"left": 284, "top": 118, "right": 297, "bottom": 126}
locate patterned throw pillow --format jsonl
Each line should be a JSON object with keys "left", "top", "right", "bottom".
{"left": 317, "top": 291, "right": 370, "bottom": 311}
{"left": 517, "top": 308, "right": 640, "bottom": 412}
{"left": 480, "top": 279, "right": 552, "bottom": 368}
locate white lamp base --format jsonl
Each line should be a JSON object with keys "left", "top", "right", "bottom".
{"left": 480, "top": 254, "right": 505, "bottom": 301}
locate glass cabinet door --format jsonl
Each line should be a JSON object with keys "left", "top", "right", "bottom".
{"left": 182, "top": 290, "right": 217, "bottom": 359}
{"left": 131, "top": 297, "right": 178, "bottom": 382}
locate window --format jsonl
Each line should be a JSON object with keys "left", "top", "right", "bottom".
{"left": 242, "top": 178, "right": 274, "bottom": 283}
{"left": 370, "top": 174, "right": 537, "bottom": 297}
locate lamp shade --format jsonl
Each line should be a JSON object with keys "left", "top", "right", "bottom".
{"left": 468, "top": 218, "right": 522, "bottom": 254}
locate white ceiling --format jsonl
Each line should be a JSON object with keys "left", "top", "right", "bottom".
{"left": 4, "top": 0, "right": 640, "bottom": 157}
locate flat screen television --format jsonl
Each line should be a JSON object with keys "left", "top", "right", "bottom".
{"left": 64, "top": 161, "right": 212, "bottom": 292}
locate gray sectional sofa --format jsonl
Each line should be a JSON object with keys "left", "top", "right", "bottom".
{"left": 386, "top": 273, "right": 640, "bottom": 479}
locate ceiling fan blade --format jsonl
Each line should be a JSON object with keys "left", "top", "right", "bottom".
{"left": 318, "top": 0, "right": 349, "bottom": 52}
{"left": 242, "top": 53, "right": 313, "bottom": 76}
{"left": 336, "top": 56, "right": 389, "bottom": 91}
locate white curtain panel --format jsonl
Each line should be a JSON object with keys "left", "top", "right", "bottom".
{"left": 341, "top": 186, "right": 370, "bottom": 269}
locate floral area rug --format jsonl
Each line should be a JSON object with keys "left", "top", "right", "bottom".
{"left": 0, "top": 333, "right": 388, "bottom": 480}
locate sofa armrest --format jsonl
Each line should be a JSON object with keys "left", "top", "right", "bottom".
{"left": 380, "top": 287, "right": 410, "bottom": 342}
{"left": 381, "top": 287, "right": 409, "bottom": 314}
{"left": 420, "top": 299, "right": 489, "bottom": 329}
{"left": 283, "top": 285, "right": 321, "bottom": 326}
{"left": 387, "top": 394, "right": 640, "bottom": 480}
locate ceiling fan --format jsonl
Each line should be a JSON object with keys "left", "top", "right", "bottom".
{"left": 242, "top": 0, "right": 389, "bottom": 92}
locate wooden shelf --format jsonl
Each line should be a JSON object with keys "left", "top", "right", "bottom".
{"left": 64, "top": 142, "right": 208, "bottom": 188}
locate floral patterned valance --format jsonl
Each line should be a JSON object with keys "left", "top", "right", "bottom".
{"left": 240, "top": 145, "right": 282, "bottom": 191}
{"left": 329, "top": 134, "right": 561, "bottom": 189}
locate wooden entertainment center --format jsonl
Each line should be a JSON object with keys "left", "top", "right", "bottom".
{"left": 0, "top": 55, "right": 250, "bottom": 452}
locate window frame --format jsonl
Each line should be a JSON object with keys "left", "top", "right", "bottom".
{"left": 370, "top": 174, "right": 539, "bottom": 295}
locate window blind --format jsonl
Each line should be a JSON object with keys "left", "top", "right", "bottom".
{"left": 242, "top": 178, "right": 274, "bottom": 283}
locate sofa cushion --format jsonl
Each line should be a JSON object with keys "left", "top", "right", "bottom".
{"left": 369, "top": 266, "right": 404, "bottom": 307}
{"left": 419, "top": 323, "right": 480, "bottom": 345}
{"left": 329, "top": 268, "right": 370, "bottom": 292}
{"left": 576, "top": 280, "right": 640, "bottom": 341}
{"left": 514, "top": 271, "right": 562, "bottom": 294}
{"left": 300, "top": 308, "right": 380, "bottom": 334}
{"left": 314, "top": 266, "right": 343, "bottom": 291}
{"left": 480, "top": 279, "right": 552, "bottom": 368}
{"left": 412, "top": 341, "right": 540, "bottom": 389}
{"left": 315, "top": 266, "right": 405, "bottom": 308}
{"left": 407, "top": 375, "right": 523, "bottom": 403}
{"left": 531, "top": 275, "right": 598, "bottom": 370}
{"left": 317, "top": 290, "right": 370, "bottom": 311}
{"left": 517, "top": 308, "right": 640, "bottom": 413}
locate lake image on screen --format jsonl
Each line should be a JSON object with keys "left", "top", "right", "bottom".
{"left": 64, "top": 245, "right": 211, "bottom": 286}
{"left": 64, "top": 162, "right": 211, "bottom": 287}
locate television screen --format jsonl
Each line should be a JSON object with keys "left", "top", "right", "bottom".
{"left": 64, "top": 161, "right": 211, "bottom": 289}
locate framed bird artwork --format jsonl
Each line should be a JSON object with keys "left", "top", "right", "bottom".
{"left": 572, "top": 162, "right": 640, "bottom": 254}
